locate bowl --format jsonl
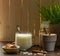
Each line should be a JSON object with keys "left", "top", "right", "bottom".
{"left": 2, "top": 45, "right": 20, "bottom": 54}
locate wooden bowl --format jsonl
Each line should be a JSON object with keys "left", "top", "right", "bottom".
{"left": 2, "top": 45, "right": 20, "bottom": 54}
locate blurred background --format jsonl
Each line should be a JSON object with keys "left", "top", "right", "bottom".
{"left": 0, "top": 0, "right": 60, "bottom": 46}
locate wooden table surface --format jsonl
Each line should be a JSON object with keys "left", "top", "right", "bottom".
{"left": 0, "top": 42, "right": 60, "bottom": 56}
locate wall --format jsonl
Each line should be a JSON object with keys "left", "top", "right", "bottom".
{"left": 0, "top": 0, "right": 40, "bottom": 45}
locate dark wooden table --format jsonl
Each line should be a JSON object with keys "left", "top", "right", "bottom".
{"left": 0, "top": 42, "right": 60, "bottom": 56}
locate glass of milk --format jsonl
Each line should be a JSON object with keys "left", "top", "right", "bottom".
{"left": 15, "top": 33, "right": 32, "bottom": 51}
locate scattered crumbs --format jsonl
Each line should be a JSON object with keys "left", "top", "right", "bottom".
{"left": 43, "top": 54, "right": 47, "bottom": 56}
{"left": 56, "top": 53, "right": 60, "bottom": 55}
{"left": 37, "top": 53, "right": 43, "bottom": 55}
{"left": 27, "top": 52, "right": 32, "bottom": 55}
{"left": 34, "top": 53, "right": 37, "bottom": 56}
{"left": 40, "top": 50, "right": 44, "bottom": 52}
{"left": 23, "top": 52, "right": 28, "bottom": 55}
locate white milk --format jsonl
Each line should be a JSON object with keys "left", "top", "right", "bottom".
{"left": 15, "top": 33, "right": 32, "bottom": 51}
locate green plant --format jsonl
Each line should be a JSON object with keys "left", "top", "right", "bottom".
{"left": 39, "top": 4, "right": 60, "bottom": 24}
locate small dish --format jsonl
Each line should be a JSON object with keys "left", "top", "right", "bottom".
{"left": 2, "top": 45, "right": 20, "bottom": 54}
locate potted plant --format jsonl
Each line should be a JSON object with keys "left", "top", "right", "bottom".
{"left": 40, "top": 4, "right": 60, "bottom": 24}
{"left": 40, "top": 4, "right": 60, "bottom": 46}
{"left": 37, "top": 4, "right": 60, "bottom": 51}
